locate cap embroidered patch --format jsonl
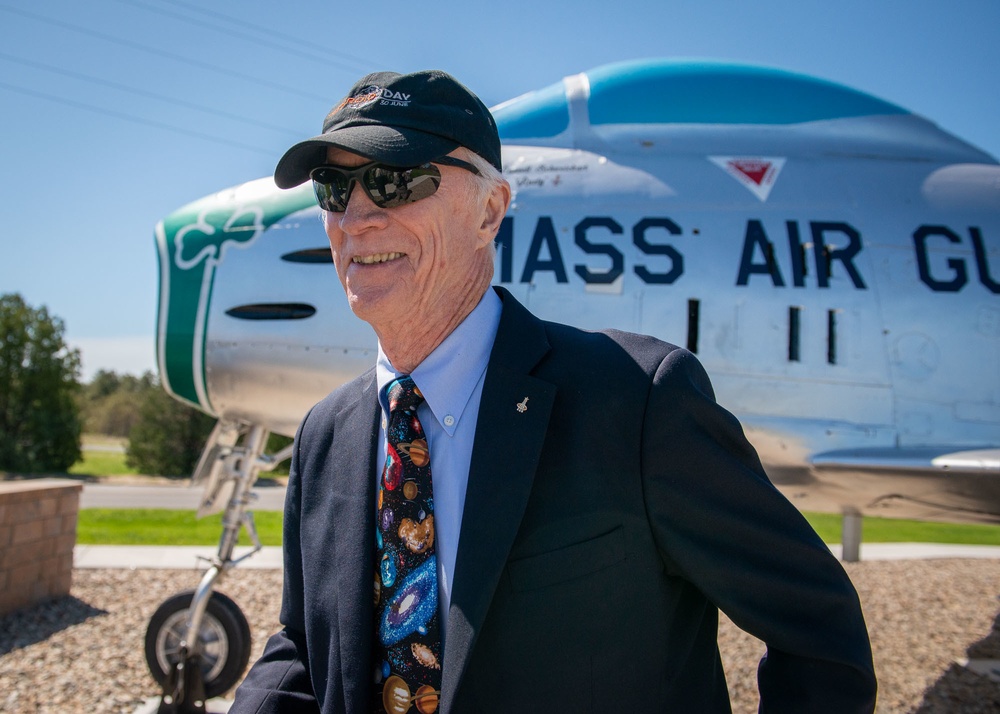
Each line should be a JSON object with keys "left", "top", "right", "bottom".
{"left": 334, "top": 86, "right": 412, "bottom": 114}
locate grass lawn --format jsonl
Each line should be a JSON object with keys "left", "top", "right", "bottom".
{"left": 68, "top": 433, "right": 289, "bottom": 479}
{"left": 804, "top": 511, "right": 1000, "bottom": 545}
{"left": 66, "top": 435, "right": 1000, "bottom": 547}
{"left": 81, "top": 434, "right": 127, "bottom": 449}
{"left": 77, "top": 508, "right": 283, "bottom": 545}
{"left": 68, "top": 449, "right": 141, "bottom": 477}
{"left": 75, "top": 508, "right": 1000, "bottom": 547}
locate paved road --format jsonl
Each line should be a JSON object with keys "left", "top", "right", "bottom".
{"left": 80, "top": 483, "right": 287, "bottom": 511}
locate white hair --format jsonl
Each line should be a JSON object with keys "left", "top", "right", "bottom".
{"left": 453, "top": 148, "right": 507, "bottom": 261}
{"left": 453, "top": 147, "right": 507, "bottom": 206}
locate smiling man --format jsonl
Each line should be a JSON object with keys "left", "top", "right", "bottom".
{"left": 230, "top": 69, "right": 876, "bottom": 714}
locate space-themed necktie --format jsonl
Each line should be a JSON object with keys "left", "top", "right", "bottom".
{"left": 373, "top": 376, "right": 441, "bottom": 714}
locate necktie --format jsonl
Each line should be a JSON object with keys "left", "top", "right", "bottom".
{"left": 373, "top": 376, "right": 441, "bottom": 714}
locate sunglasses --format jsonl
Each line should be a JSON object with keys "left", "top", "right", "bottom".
{"left": 309, "top": 155, "right": 480, "bottom": 212}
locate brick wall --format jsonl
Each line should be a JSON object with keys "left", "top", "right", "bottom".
{"left": 0, "top": 480, "right": 82, "bottom": 617}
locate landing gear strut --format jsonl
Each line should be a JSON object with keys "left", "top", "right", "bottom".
{"left": 144, "top": 421, "right": 292, "bottom": 711}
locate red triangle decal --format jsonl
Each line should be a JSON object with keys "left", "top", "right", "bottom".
{"left": 728, "top": 160, "right": 771, "bottom": 187}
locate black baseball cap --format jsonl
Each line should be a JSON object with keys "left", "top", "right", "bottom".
{"left": 274, "top": 69, "right": 502, "bottom": 189}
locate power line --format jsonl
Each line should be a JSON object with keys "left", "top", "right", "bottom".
{"left": 114, "top": 0, "right": 370, "bottom": 74}
{"left": 0, "top": 4, "right": 330, "bottom": 103}
{"left": 0, "top": 51, "right": 303, "bottom": 138}
{"left": 0, "top": 80, "right": 275, "bottom": 156}
{"left": 152, "top": 0, "right": 370, "bottom": 70}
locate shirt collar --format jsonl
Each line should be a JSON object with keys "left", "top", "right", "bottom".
{"left": 376, "top": 289, "right": 502, "bottom": 436}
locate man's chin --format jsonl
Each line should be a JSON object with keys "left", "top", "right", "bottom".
{"left": 345, "top": 288, "right": 399, "bottom": 325}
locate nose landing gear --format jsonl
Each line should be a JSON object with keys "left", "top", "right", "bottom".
{"left": 143, "top": 421, "right": 292, "bottom": 712}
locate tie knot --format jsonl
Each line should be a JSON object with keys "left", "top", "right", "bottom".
{"left": 385, "top": 375, "right": 424, "bottom": 414}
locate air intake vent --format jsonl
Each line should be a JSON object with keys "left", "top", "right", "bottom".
{"left": 281, "top": 248, "right": 333, "bottom": 264}
{"left": 788, "top": 306, "right": 801, "bottom": 362}
{"left": 686, "top": 299, "right": 700, "bottom": 354}
{"left": 225, "top": 303, "right": 316, "bottom": 320}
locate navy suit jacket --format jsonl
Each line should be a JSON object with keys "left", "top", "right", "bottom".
{"left": 232, "top": 287, "right": 877, "bottom": 713}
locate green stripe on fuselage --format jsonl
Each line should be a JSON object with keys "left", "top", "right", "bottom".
{"left": 155, "top": 180, "right": 316, "bottom": 412}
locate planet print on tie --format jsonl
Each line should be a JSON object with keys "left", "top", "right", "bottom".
{"left": 397, "top": 438, "right": 429, "bottom": 467}
{"left": 381, "top": 677, "right": 440, "bottom": 714}
{"left": 384, "top": 445, "right": 403, "bottom": 491}
{"left": 374, "top": 376, "right": 441, "bottom": 713}
{"left": 398, "top": 515, "right": 434, "bottom": 554}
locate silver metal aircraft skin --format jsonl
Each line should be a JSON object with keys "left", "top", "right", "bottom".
{"left": 154, "top": 59, "right": 1000, "bottom": 523}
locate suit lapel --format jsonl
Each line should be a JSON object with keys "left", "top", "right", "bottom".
{"left": 330, "top": 370, "right": 380, "bottom": 713}
{"left": 441, "top": 289, "right": 555, "bottom": 711}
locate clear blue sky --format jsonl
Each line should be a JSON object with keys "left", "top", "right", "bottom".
{"left": 2, "top": 0, "right": 997, "bottom": 380}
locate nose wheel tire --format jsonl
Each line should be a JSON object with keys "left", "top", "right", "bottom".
{"left": 144, "top": 590, "right": 252, "bottom": 699}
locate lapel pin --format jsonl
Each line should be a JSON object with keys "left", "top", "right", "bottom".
{"left": 516, "top": 397, "right": 529, "bottom": 413}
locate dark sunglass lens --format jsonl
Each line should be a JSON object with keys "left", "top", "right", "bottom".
{"left": 362, "top": 164, "right": 442, "bottom": 207}
{"left": 360, "top": 167, "right": 403, "bottom": 207}
{"left": 403, "top": 165, "right": 443, "bottom": 202}
{"left": 311, "top": 168, "right": 351, "bottom": 212}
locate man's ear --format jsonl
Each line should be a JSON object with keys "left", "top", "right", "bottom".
{"left": 476, "top": 180, "right": 511, "bottom": 248}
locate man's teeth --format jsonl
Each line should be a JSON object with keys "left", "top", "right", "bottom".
{"left": 353, "top": 252, "right": 404, "bottom": 265}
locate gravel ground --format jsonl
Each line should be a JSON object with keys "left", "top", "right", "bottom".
{"left": 0, "top": 560, "right": 998, "bottom": 713}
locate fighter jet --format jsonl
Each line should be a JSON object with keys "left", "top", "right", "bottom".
{"left": 145, "top": 59, "right": 999, "bottom": 701}
{"left": 157, "top": 57, "right": 998, "bottom": 515}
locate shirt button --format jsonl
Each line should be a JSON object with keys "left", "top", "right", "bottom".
{"left": 444, "top": 415, "right": 456, "bottom": 427}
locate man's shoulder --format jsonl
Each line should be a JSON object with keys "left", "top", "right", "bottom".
{"left": 492, "top": 285, "right": 692, "bottom": 378}
{"left": 521, "top": 317, "right": 716, "bottom": 408}
{"left": 301, "top": 367, "right": 376, "bottom": 430}
{"left": 495, "top": 286, "right": 679, "bottom": 358}
{"left": 541, "top": 319, "right": 684, "bottom": 371}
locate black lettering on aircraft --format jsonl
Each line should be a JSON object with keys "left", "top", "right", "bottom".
{"left": 811, "top": 222, "right": 866, "bottom": 289}
{"left": 737, "top": 220, "right": 785, "bottom": 287}
{"left": 574, "top": 217, "right": 624, "bottom": 284}
{"left": 913, "top": 225, "right": 1000, "bottom": 293}
{"left": 633, "top": 218, "right": 684, "bottom": 285}
{"left": 496, "top": 216, "right": 995, "bottom": 294}
{"left": 914, "top": 225, "right": 968, "bottom": 292}
{"left": 496, "top": 217, "right": 514, "bottom": 284}
{"left": 521, "top": 217, "right": 569, "bottom": 283}
{"left": 971, "top": 227, "right": 1000, "bottom": 294}
{"left": 738, "top": 220, "right": 866, "bottom": 289}
{"left": 787, "top": 220, "right": 808, "bottom": 287}
{"left": 499, "top": 215, "right": 687, "bottom": 287}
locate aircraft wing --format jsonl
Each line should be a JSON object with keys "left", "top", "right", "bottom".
{"left": 802, "top": 447, "right": 1000, "bottom": 522}
{"left": 811, "top": 446, "right": 1000, "bottom": 472}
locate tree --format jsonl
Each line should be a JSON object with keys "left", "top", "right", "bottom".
{"left": 126, "top": 387, "right": 215, "bottom": 477}
{"left": 0, "top": 294, "right": 82, "bottom": 472}
{"left": 84, "top": 369, "right": 123, "bottom": 400}
{"left": 80, "top": 369, "right": 157, "bottom": 437}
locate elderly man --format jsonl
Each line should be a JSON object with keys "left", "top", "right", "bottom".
{"left": 231, "top": 70, "right": 877, "bottom": 714}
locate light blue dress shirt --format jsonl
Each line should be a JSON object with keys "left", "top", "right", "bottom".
{"left": 375, "top": 289, "right": 502, "bottom": 637}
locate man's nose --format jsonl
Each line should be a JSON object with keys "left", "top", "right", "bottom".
{"left": 337, "top": 181, "right": 389, "bottom": 232}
